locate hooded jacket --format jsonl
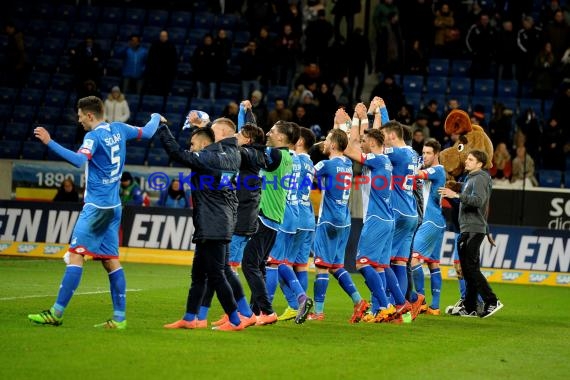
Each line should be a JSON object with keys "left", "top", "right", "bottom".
{"left": 458, "top": 169, "right": 492, "bottom": 234}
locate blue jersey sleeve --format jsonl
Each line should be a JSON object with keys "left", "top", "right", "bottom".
{"left": 47, "top": 140, "right": 89, "bottom": 168}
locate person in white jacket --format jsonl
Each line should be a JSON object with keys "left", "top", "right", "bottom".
{"left": 104, "top": 86, "right": 131, "bottom": 123}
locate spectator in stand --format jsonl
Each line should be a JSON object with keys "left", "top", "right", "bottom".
{"left": 304, "top": 9, "right": 334, "bottom": 65}
{"left": 77, "top": 79, "right": 102, "bottom": 101}
{"left": 433, "top": 2, "right": 458, "bottom": 58}
{"left": 331, "top": 0, "right": 361, "bottom": 41}
{"left": 254, "top": 26, "right": 276, "bottom": 88}
{"left": 280, "top": 1, "right": 303, "bottom": 38}
{"left": 214, "top": 28, "right": 232, "bottom": 82}
{"left": 412, "top": 112, "right": 430, "bottom": 140}
{"left": 157, "top": 179, "right": 190, "bottom": 208}
{"left": 292, "top": 104, "right": 313, "bottom": 129}
{"left": 347, "top": 27, "right": 373, "bottom": 104}
{"left": 377, "top": 12, "right": 404, "bottom": 75}
{"left": 250, "top": 90, "right": 268, "bottom": 130}
{"left": 516, "top": 107, "right": 542, "bottom": 160}
{"left": 372, "top": 0, "right": 399, "bottom": 73}
{"left": 533, "top": 42, "right": 556, "bottom": 99}
{"left": 117, "top": 35, "right": 148, "bottom": 95}
{"left": 119, "top": 172, "right": 144, "bottom": 206}
{"left": 421, "top": 99, "right": 444, "bottom": 143}
{"left": 314, "top": 82, "right": 338, "bottom": 135}
{"left": 70, "top": 36, "right": 104, "bottom": 92}
{"left": 244, "top": 0, "right": 276, "bottom": 36}
{"left": 104, "top": 86, "right": 131, "bottom": 123}
{"left": 239, "top": 40, "right": 263, "bottom": 100}
{"left": 3, "top": 22, "right": 28, "bottom": 88}
{"left": 275, "top": 23, "right": 301, "bottom": 87}
{"left": 369, "top": 74, "right": 405, "bottom": 119}
{"left": 488, "top": 102, "right": 513, "bottom": 147}
{"left": 495, "top": 19, "right": 518, "bottom": 80}
{"left": 511, "top": 145, "right": 538, "bottom": 186}
{"left": 402, "top": 0, "right": 433, "bottom": 50}
{"left": 471, "top": 104, "right": 488, "bottom": 130}
{"left": 221, "top": 101, "right": 239, "bottom": 125}
{"left": 516, "top": 16, "right": 542, "bottom": 84}
{"left": 53, "top": 178, "right": 80, "bottom": 203}
{"left": 412, "top": 129, "right": 425, "bottom": 156}
{"left": 295, "top": 63, "right": 323, "bottom": 89}
{"left": 267, "top": 98, "right": 293, "bottom": 126}
{"left": 395, "top": 104, "right": 414, "bottom": 126}
{"left": 544, "top": 9, "right": 569, "bottom": 62}
{"left": 466, "top": 12, "right": 495, "bottom": 78}
{"left": 489, "top": 142, "right": 512, "bottom": 181}
{"left": 541, "top": 117, "right": 566, "bottom": 170}
{"left": 550, "top": 81, "right": 570, "bottom": 145}
{"left": 145, "top": 30, "right": 178, "bottom": 96}
{"left": 405, "top": 39, "right": 428, "bottom": 76}
{"left": 192, "top": 33, "right": 219, "bottom": 102}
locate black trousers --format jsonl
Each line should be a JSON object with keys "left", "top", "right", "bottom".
{"left": 457, "top": 232, "right": 498, "bottom": 311}
{"left": 242, "top": 222, "right": 277, "bottom": 315}
{"left": 185, "top": 240, "right": 238, "bottom": 316}
{"left": 200, "top": 244, "right": 246, "bottom": 308}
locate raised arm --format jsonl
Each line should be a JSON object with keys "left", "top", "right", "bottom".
{"left": 344, "top": 103, "right": 368, "bottom": 162}
{"left": 238, "top": 100, "right": 256, "bottom": 132}
{"left": 34, "top": 127, "right": 88, "bottom": 168}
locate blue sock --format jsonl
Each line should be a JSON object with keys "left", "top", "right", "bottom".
{"left": 314, "top": 273, "right": 329, "bottom": 314}
{"left": 333, "top": 268, "right": 362, "bottom": 304}
{"left": 359, "top": 266, "right": 388, "bottom": 309}
{"left": 265, "top": 266, "right": 279, "bottom": 303}
{"left": 53, "top": 265, "right": 83, "bottom": 317}
{"left": 108, "top": 267, "right": 126, "bottom": 322}
{"left": 412, "top": 264, "right": 425, "bottom": 295}
{"left": 229, "top": 310, "right": 241, "bottom": 326}
{"left": 384, "top": 267, "right": 406, "bottom": 305}
{"left": 378, "top": 271, "right": 395, "bottom": 305}
{"left": 183, "top": 312, "right": 196, "bottom": 321}
{"left": 295, "top": 270, "right": 308, "bottom": 292}
{"left": 391, "top": 263, "right": 408, "bottom": 296}
{"left": 279, "top": 277, "right": 299, "bottom": 309}
{"left": 237, "top": 296, "right": 253, "bottom": 317}
{"left": 278, "top": 265, "right": 306, "bottom": 303}
{"left": 430, "top": 268, "right": 442, "bottom": 309}
{"left": 198, "top": 306, "right": 209, "bottom": 320}
{"left": 459, "top": 278, "right": 466, "bottom": 299}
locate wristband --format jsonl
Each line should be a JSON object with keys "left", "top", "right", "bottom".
{"left": 351, "top": 118, "right": 359, "bottom": 127}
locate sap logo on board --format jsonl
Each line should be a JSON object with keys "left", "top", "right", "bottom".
{"left": 17, "top": 244, "right": 38, "bottom": 253}
{"left": 0, "top": 243, "right": 11, "bottom": 252}
{"left": 447, "top": 268, "right": 457, "bottom": 277}
{"left": 43, "top": 245, "right": 65, "bottom": 255}
{"left": 555, "top": 274, "right": 570, "bottom": 285}
{"left": 502, "top": 272, "right": 522, "bottom": 281}
{"left": 529, "top": 273, "right": 549, "bottom": 283}
{"left": 481, "top": 270, "right": 494, "bottom": 278}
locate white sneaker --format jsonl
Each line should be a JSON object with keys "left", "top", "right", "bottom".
{"left": 480, "top": 300, "right": 504, "bottom": 319}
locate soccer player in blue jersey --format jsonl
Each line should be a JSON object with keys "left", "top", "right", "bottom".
{"left": 28, "top": 96, "right": 163, "bottom": 329}
{"left": 343, "top": 103, "right": 399, "bottom": 323}
{"left": 410, "top": 139, "right": 447, "bottom": 316}
{"left": 310, "top": 126, "right": 369, "bottom": 323}
{"left": 276, "top": 127, "right": 317, "bottom": 321}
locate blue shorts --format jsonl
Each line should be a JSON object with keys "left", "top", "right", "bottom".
{"left": 313, "top": 223, "right": 350, "bottom": 269}
{"left": 267, "top": 229, "right": 295, "bottom": 265}
{"left": 412, "top": 221, "right": 445, "bottom": 263}
{"left": 229, "top": 234, "right": 249, "bottom": 266}
{"left": 289, "top": 229, "right": 315, "bottom": 266}
{"left": 356, "top": 217, "right": 394, "bottom": 268}
{"left": 391, "top": 213, "right": 418, "bottom": 262}
{"left": 69, "top": 204, "right": 121, "bottom": 258}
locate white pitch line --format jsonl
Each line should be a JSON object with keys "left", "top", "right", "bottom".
{"left": 0, "top": 288, "right": 143, "bottom": 301}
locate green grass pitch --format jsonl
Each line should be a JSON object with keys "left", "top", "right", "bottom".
{"left": 1, "top": 257, "right": 568, "bottom": 379}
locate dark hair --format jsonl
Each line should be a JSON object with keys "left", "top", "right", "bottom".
{"left": 298, "top": 127, "right": 316, "bottom": 150}
{"left": 469, "top": 149, "right": 488, "bottom": 167}
{"left": 402, "top": 124, "right": 413, "bottom": 141}
{"left": 329, "top": 129, "right": 348, "bottom": 151}
{"left": 274, "top": 120, "right": 300, "bottom": 145}
{"left": 77, "top": 96, "right": 104, "bottom": 119}
{"left": 423, "top": 138, "right": 442, "bottom": 154}
{"left": 192, "top": 128, "right": 215, "bottom": 143}
{"left": 363, "top": 129, "right": 385, "bottom": 146}
{"left": 381, "top": 120, "right": 404, "bottom": 139}
{"left": 241, "top": 124, "right": 265, "bottom": 145}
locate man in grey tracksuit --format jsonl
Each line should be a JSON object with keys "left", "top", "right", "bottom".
{"left": 439, "top": 149, "right": 503, "bottom": 318}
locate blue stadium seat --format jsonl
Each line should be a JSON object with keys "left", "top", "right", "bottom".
{"left": 99, "top": 76, "right": 122, "bottom": 93}
{"left": 126, "top": 146, "right": 147, "bottom": 166}
{"left": 538, "top": 170, "right": 562, "bottom": 188}
{"left": 28, "top": 19, "right": 49, "bottom": 37}
{"left": 212, "top": 98, "right": 232, "bottom": 117}
{"left": 118, "top": 24, "right": 142, "bottom": 41}
{"left": 189, "top": 98, "right": 213, "bottom": 114}
{"left": 27, "top": 72, "right": 51, "bottom": 89}
{"left": 496, "top": 80, "right": 518, "bottom": 98}
{"left": 72, "top": 22, "right": 96, "bottom": 39}
{"left": 77, "top": 5, "right": 101, "bottom": 22}
{"left": 176, "top": 62, "right": 193, "bottom": 80}
{"left": 0, "top": 87, "right": 18, "bottom": 104}
{"left": 142, "top": 26, "right": 163, "bottom": 44}
{"left": 54, "top": 125, "right": 77, "bottom": 144}
{"left": 180, "top": 44, "right": 197, "bottom": 62}
{"left": 103, "top": 7, "right": 124, "bottom": 24}
{"left": 11, "top": 106, "right": 36, "bottom": 124}
{"left": 188, "top": 28, "right": 211, "bottom": 45}
{"left": 470, "top": 96, "right": 493, "bottom": 114}
{"left": 147, "top": 10, "right": 170, "bottom": 27}
{"left": 177, "top": 129, "right": 192, "bottom": 146}
{"left": 215, "top": 14, "right": 239, "bottom": 30}
{"left": 165, "top": 96, "right": 189, "bottom": 114}
{"left": 402, "top": 75, "right": 425, "bottom": 94}
{"left": 42, "top": 38, "right": 66, "bottom": 56}
{"left": 518, "top": 98, "right": 542, "bottom": 116}
{"left": 124, "top": 8, "right": 147, "bottom": 25}
{"left": 55, "top": 3, "right": 77, "bottom": 21}
{"left": 194, "top": 12, "right": 215, "bottom": 30}
{"left": 37, "top": 106, "right": 63, "bottom": 125}
{"left": 426, "top": 76, "right": 448, "bottom": 94}
{"left": 19, "top": 88, "right": 44, "bottom": 106}
{"left": 168, "top": 27, "right": 188, "bottom": 45}
{"left": 405, "top": 93, "right": 422, "bottom": 111}
{"left": 473, "top": 79, "right": 495, "bottom": 97}
{"left": 139, "top": 95, "right": 165, "bottom": 112}
{"left": 266, "top": 85, "right": 290, "bottom": 102}
{"left": 565, "top": 170, "right": 570, "bottom": 189}
{"left": 97, "top": 23, "right": 119, "bottom": 39}
{"left": 428, "top": 59, "right": 450, "bottom": 77}
{"left": 171, "top": 80, "right": 194, "bottom": 97}
{"left": 543, "top": 99, "right": 553, "bottom": 116}
{"left": 4, "top": 121, "right": 31, "bottom": 140}
{"left": 34, "top": 3, "right": 55, "bottom": 19}
{"left": 233, "top": 31, "right": 251, "bottom": 47}
{"left": 147, "top": 147, "right": 170, "bottom": 167}
{"left": 51, "top": 73, "right": 74, "bottom": 90}
{"left": 105, "top": 58, "right": 124, "bottom": 77}
{"left": 35, "top": 54, "right": 59, "bottom": 73}
{"left": 499, "top": 97, "right": 518, "bottom": 113}
{"left": 165, "top": 113, "right": 184, "bottom": 130}
{"left": 448, "top": 95, "right": 469, "bottom": 109}
{"left": 450, "top": 59, "right": 471, "bottom": 77}
{"left": 21, "top": 141, "right": 46, "bottom": 160}
{"left": 0, "top": 140, "right": 22, "bottom": 159}
{"left": 169, "top": 11, "right": 193, "bottom": 28}
{"left": 0, "top": 104, "right": 12, "bottom": 120}
{"left": 49, "top": 21, "right": 71, "bottom": 38}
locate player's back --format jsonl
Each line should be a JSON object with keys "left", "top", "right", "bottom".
{"left": 280, "top": 151, "right": 301, "bottom": 233}
{"left": 297, "top": 152, "right": 315, "bottom": 230}
{"left": 81, "top": 122, "right": 138, "bottom": 208}
{"left": 315, "top": 156, "right": 352, "bottom": 227}
{"left": 422, "top": 164, "right": 447, "bottom": 227}
{"left": 361, "top": 152, "right": 393, "bottom": 221}
{"left": 385, "top": 145, "right": 418, "bottom": 217}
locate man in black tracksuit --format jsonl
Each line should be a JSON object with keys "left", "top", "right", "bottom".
{"left": 158, "top": 120, "right": 245, "bottom": 330}
{"left": 439, "top": 150, "right": 503, "bottom": 319}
